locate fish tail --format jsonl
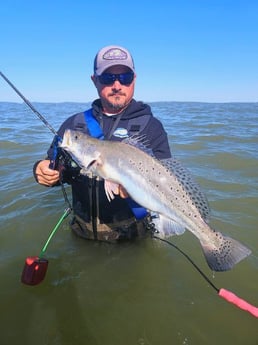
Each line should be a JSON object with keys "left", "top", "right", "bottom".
{"left": 201, "top": 232, "right": 251, "bottom": 272}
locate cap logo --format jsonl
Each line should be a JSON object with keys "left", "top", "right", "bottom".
{"left": 103, "top": 48, "right": 128, "bottom": 60}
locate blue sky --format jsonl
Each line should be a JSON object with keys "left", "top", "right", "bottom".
{"left": 1, "top": 1, "right": 258, "bottom": 103}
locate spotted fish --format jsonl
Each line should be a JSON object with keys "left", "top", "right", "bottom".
{"left": 60, "top": 129, "right": 251, "bottom": 271}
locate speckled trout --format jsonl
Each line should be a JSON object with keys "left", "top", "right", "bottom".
{"left": 60, "top": 129, "right": 251, "bottom": 271}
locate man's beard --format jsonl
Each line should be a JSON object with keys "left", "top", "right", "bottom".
{"left": 107, "top": 101, "right": 126, "bottom": 111}
{"left": 106, "top": 94, "right": 127, "bottom": 111}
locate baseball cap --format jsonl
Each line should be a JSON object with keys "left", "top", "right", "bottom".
{"left": 94, "top": 45, "right": 135, "bottom": 76}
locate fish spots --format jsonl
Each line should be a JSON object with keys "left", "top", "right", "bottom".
{"left": 160, "top": 157, "right": 211, "bottom": 221}
{"left": 129, "top": 159, "right": 135, "bottom": 166}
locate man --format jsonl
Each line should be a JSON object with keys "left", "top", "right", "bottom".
{"left": 34, "top": 45, "right": 172, "bottom": 241}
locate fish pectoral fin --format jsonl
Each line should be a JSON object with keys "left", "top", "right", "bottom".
{"left": 152, "top": 215, "right": 186, "bottom": 238}
{"left": 104, "top": 180, "right": 120, "bottom": 202}
{"left": 200, "top": 233, "right": 252, "bottom": 272}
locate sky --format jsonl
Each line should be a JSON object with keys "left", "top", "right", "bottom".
{"left": 1, "top": 0, "right": 258, "bottom": 103}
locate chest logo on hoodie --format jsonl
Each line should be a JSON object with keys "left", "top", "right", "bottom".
{"left": 113, "top": 128, "right": 129, "bottom": 138}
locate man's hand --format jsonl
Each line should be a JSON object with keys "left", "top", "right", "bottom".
{"left": 35, "top": 160, "right": 60, "bottom": 186}
{"left": 118, "top": 185, "right": 129, "bottom": 198}
{"left": 104, "top": 180, "right": 129, "bottom": 201}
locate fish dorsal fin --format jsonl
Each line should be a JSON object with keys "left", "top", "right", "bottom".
{"left": 123, "top": 135, "right": 154, "bottom": 156}
{"left": 160, "top": 157, "right": 211, "bottom": 222}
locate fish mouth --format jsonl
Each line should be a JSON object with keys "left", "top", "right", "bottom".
{"left": 60, "top": 130, "right": 71, "bottom": 148}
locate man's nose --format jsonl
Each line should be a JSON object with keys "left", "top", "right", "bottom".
{"left": 112, "top": 80, "right": 122, "bottom": 89}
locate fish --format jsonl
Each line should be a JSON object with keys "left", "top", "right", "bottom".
{"left": 60, "top": 129, "right": 251, "bottom": 272}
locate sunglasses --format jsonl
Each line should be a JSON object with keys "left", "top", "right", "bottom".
{"left": 98, "top": 72, "right": 134, "bottom": 86}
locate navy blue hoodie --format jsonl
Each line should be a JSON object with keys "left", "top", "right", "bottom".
{"left": 47, "top": 99, "right": 171, "bottom": 224}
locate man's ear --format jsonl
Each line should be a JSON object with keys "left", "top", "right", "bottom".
{"left": 91, "top": 74, "right": 98, "bottom": 87}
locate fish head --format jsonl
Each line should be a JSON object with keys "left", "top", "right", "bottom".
{"left": 60, "top": 129, "right": 101, "bottom": 171}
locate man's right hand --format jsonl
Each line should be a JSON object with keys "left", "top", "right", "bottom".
{"left": 35, "top": 160, "right": 60, "bottom": 186}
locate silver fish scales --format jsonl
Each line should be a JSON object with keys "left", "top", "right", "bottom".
{"left": 60, "top": 129, "right": 251, "bottom": 272}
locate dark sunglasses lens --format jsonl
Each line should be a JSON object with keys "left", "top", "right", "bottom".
{"left": 99, "top": 73, "right": 134, "bottom": 85}
{"left": 98, "top": 74, "right": 114, "bottom": 85}
{"left": 119, "top": 73, "right": 134, "bottom": 85}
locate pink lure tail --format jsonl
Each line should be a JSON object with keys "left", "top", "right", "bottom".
{"left": 219, "top": 288, "right": 258, "bottom": 318}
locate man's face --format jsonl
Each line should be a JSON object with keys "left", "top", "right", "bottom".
{"left": 92, "top": 65, "right": 136, "bottom": 114}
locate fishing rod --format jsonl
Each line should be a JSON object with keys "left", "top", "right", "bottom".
{"left": 1, "top": 70, "right": 73, "bottom": 285}
{"left": 0, "top": 71, "right": 58, "bottom": 136}
{"left": 0, "top": 71, "right": 75, "bottom": 171}
{"left": 2, "top": 71, "right": 258, "bottom": 318}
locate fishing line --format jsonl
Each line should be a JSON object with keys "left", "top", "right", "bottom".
{"left": 152, "top": 235, "right": 219, "bottom": 292}
{"left": 153, "top": 234, "right": 258, "bottom": 318}
{"left": 21, "top": 208, "right": 71, "bottom": 285}
{"left": 39, "top": 207, "right": 71, "bottom": 258}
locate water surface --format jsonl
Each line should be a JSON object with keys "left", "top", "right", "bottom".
{"left": 0, "top": 101, "right": 257, "bottom": 344}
